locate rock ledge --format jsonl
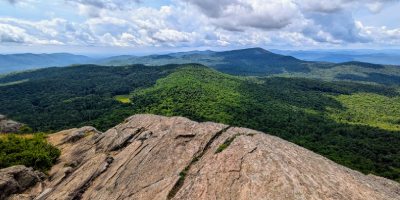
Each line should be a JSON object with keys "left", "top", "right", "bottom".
{"left": 4, "top": 114, "right": 400, "bottom": 200}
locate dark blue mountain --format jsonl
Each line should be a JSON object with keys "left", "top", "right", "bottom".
{"left": 0, "top": 53, "right": 93, "bottom": 74}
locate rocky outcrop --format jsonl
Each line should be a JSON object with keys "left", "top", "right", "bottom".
{"left": 0, "top": 115, "right": 23, "bottom": 133}
{"left": 0, "top": 166, "right": 45, "bottom": 200}
{"left": 7, "top": 114, "right": 400, "bottom": 200}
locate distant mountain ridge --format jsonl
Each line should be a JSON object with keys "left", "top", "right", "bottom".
{"left": 273, "top": 49, "right": 400, "bottom": 65}
{"left": 0, "top": 53, "right": 93, "bottom": 74}
{"left": 1, "top": 48, "right": 400, "bottom": 85}
{"left": 97, "top": 48, "right": 400, "bottom": 84}
{"left": 99, "top": 48, "right": 311, "bottom": 75}
{"left": 213, "top": 48, "right": 309, "bottom": 74}
{"left": 2, "top": 48, "right": 400, "bottom": 75}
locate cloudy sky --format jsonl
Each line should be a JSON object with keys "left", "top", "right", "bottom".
{"left": 0, "top": 0, "right": 400, "bottom": 54}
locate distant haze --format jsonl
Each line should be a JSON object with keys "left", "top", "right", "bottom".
{"left": 272, "top": 49, "right": 400, "bottom": 65}
{"left": 1, "top": 48, "right": 400, "bottom": 75}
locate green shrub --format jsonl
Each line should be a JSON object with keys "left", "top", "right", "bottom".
{"left": 18, "top": 125, "right": 33, "bottom": 133}
{"left": 0, "top": 134, "right": 60, "bottom": 171}
{"left": 215, "top": 143, "right": 229, "bottom": 153}
{"left": 215, "top": 134, "right": 240, "bottom": 154}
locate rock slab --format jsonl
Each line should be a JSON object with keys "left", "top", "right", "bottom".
{"left": 0, "top": 165, "right": 44, "bottom": 200}
{"left": 6, "top": 114, "right": 400, "bottom": 200}
{"left": 0, "top": 114, "right": 23, "bottom": 133}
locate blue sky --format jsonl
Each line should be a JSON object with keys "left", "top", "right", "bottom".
{"left": 0, "top": 0, "right": 400, "bottom": 55}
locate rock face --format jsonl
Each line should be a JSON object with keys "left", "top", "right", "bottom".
{"left": 0, "top": 165, "right": 45, "bottom": 200}
{"left": 0, "top": 114, "right": 23, "bottom": 133}
{"left": 7, "top": 114, "right": 400, "bottom": 200}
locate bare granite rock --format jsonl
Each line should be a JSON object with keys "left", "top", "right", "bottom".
{"left": 11, "top": 114, "right": 400, "bottom": 200}
{"left": 0, "top": 115, "right": 23, "bottom": 133}
{"left": 0, "top": 165, "right": 45, "bottom": 200}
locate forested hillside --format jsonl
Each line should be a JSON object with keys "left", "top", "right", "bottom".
{"left": 0, "top": 64, "right": 399, "bottom": 181}
{"left": 0, "top": 64, "right": 180, "bottom": 131}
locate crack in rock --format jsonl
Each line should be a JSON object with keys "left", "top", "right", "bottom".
{"left": 167, "top": 126, "right": 231, "bottom": 199}
{"left": 70, "top": 156, "right": 114, "bottom": 200}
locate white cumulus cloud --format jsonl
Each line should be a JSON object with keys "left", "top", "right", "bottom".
{"left": 0, "top": 0, "right": 399, "bottom": 49}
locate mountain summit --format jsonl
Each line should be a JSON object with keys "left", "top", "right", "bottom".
{"left": 211, "top": 47, "right": 308, "bottom": 75}
{"left": 5, "top": 114, "right": 399, "bottom": 200}
{"left": 99, "top": 47, "right": 310, "bottom": 76}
